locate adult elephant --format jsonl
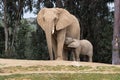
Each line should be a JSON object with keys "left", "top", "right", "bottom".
{"left": 37, "top": 8, "right": 80, "bottom": 60}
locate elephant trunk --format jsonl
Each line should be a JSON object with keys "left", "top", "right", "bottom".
{"left": 45, "top": 30, "right": 53, "bottom": 60}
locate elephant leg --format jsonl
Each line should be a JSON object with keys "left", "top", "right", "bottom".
{"left": 89, "top": 55, "right": 93, "bottom": 62}
{"left": 56, "top": 29, "right": 66, "bottom": 60}
{"left": 75, "top": 49, "right": 80, "bottom": 61}
{"left": 72, "top": 50, "right": 76, "bottom": 61}
{"left": 52, "top": 37, "right": 57, "bottom": 60}
{"left": 63, "top": 49, "right": 68, "bottom": 60}
{"left": 89, "top": 57, "right": 92, "bottom": 62}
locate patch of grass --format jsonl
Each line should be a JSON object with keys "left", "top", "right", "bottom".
{"left": 0, "top": 64, "right": 5, "bottom": 66}
{"left": 0, "top": 65, "right": 120, "bottom": 80}
{"left": 1, "top": 65, "right": 120, "bottom": 74}
{"left": 42, "top": 65, "right": 92, "bottom": 71}
{"left": 0, "top": 65, "right": 92, "bottom": 73}
{"left": 0, "top": 65, "right": 120, "bottom": 75}
{"left": 95, "top": 66, "right": 120, "bottom": 72}
{"left": 0, "top": 73, "right": 120, "bottom": 80}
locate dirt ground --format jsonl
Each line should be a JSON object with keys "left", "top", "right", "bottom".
{"left": 0, "top": 58, "right": 120, "bottom": 75}
{"left": 0, "top": 58, "right": 115, "bottom": 67}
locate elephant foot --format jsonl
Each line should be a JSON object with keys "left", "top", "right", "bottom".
{"left": 72, "top": 61, "right": 81, "bottom": 67}
{"left": 76, "top": 59, "right": 80, "bottom": 61}
{"left": 56, "top": 57, "right": 64, "bottom": 61}
{"left": 89, "top": 58, "right": 92, "bottom": 62}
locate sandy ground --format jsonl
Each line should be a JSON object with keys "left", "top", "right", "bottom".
{"left": 0, "top": 58, "right": 120, "bottom": 75}
{"left": 0, "top": 58, "right": 119, "bottom": 67}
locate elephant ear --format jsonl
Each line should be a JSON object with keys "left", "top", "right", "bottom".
{"left": 37, "top": 8, "right": 46, "bottom": 31}
{"left": 68, "top": 39, "right": 80, "bottom": 48}
{"left": 56, "top": 8, "right": 73, "bottom": 30}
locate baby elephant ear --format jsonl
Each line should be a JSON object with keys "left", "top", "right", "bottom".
{"left": 68, "top": 39, "right": 80, "bottom": 48}
{"left": 56, "top": 8, "right": 73, "bottom": 30}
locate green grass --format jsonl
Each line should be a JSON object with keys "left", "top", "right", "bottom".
{"left": 0, "top": 65, "right": 92, "bottom": 73}
{"left": 0, "top": 65, "right": 120, "bottom": 80}
{"left": 1, "top": 65, "right": 120, "bottom": 73}
{"left": 95, "top": 66, "right": 120, "bottom": 72}
{"left": 0, "top": 73, "right": 120, "bottom": 80}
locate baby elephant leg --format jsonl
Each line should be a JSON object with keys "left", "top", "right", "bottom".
{"left": 89, "top": 57, "right": 92, "bottom": 62}
{"left": 75, "top": 49, "right": 80, "bottom": 61}
{"left": 72, "top": 51, "right": 76, "bottom": 61}
{"left": 88, "top": 54, "right": 93, "bottom": 62}
{"left": 70, "top": 49, "right": 76, "bottom": 61}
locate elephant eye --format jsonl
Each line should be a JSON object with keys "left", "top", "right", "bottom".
{"left": 54, "top": 16, "right": 58, "bottom": 22}
{"left": 43, "top": 15, "right": 45, "bottom": 21}
{"left": 54, "top": 18, "right": 57, "bottom": 22}
{"left": 43, "top": 16, "right": 45, "bottom": 21}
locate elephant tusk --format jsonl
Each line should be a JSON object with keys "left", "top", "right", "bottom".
{"left": 52, "top": 29, "right": 54, "bottom": 34}
{"left": 52, "top": 27, "right": 55, "bottom": 34}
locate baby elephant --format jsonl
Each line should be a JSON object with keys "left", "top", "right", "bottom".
{"left": 65, "top": 37, "right": 93, "bottom": 62}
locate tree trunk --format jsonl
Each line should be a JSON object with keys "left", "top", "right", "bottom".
{"left": 3, "top": 0, "right": 9, "bottom": 56}
{"left": 112, "top": 0, "right": 120, "bottom": 64}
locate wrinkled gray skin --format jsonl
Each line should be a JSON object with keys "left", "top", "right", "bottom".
{"left": 65, "top": 37, "right": 93, "bottom": 62}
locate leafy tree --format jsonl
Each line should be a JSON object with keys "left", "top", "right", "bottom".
{"left": 29, "top": 26, "right": 49, "bottom": 60}
{"left": 15, "top": 19, "right": 32, "bottom": 59}
{"left": 0, "top": 26, "right": 4, "bottom": 57}
{"left": 2, "top": 0, "right": 33, "bottom": 57}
